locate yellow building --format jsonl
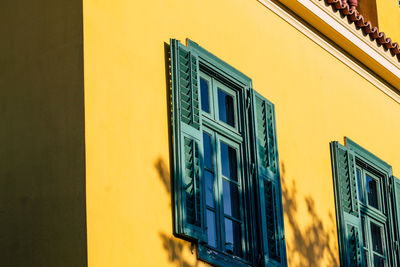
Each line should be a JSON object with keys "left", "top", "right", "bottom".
{"left": 2, "top": 0, "right": 400, "bottom": 266}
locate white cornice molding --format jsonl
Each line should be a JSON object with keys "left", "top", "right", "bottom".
{"left": 301, "top": 0, "right": 400, "bottom": 74}
{"left": 257, "top": 0, "right": 400, "bottom": 104}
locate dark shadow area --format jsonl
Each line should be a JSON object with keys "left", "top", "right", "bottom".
{"left": 0, "top": 1, "right": 87, "bottom": 266}
{"left": 281, "top": 162, "right": 339, "bottom": 267}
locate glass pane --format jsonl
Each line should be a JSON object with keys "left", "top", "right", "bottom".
{"left": 220, "top": 142, "right": 238, "bottom": 181}
{"left": 366, "top": 174, "right": 379, "bottom": 209}
{"left": 203, "top": 132, "right": 213, "bottom": 170}
{"left": 218, "top": 89, "right": 235, "bottom": 127}
{"left": 373, "top": 255, "right": 385, "bottom": 267}
{"left": 206, "top": 210, "right": 217, "bottom": 248}
{"left": 200, "top": 78, "right": 210, "bottom": 113}
{"left": 224, "top": 218, "right": 242, "bottom": 257}
{"left": 370, "top": 222, "right": 383, "bottom": 254}
{"left": 223, "top": 179, "right": 241, "bottom": 219}
{"left": 205, "top": 171, "right": 215, "bottom": 207}
{"left": 356, "top": 169, "right": 363, "bottom": 203}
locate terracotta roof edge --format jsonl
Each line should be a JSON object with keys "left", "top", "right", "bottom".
{"left": 318, "top": 0, "right": 400, "bottom": 63}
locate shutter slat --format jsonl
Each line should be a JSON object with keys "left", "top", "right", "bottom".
{"left": 331, "top": 142, "right": 363, "bottom": 267}
{"left": 251, "top": 90, "right": 287, "bottom": 266}
{"left": 392, "top": 177, "right": 400, "bottom": 265}
{"left": 171, "top": 39, "right": 207, "bottom": 242}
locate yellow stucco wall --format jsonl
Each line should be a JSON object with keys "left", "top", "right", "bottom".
{"left": 377, "top": 0, "right": 400, "bottom": 44}
{"left": 83, "top": 0, "right": 400, "bottom": 266}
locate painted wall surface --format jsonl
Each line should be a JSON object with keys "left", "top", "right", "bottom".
{"left": 0, "top": 0, "right": 87, "bottom": 266}
{"left": 377, "top": 0, "right": 400, "bottom": 44}
{"left": 83, "top": 0, "right": 400, "bottom": 266}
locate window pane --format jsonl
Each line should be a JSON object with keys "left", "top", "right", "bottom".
{"left": 366, "top": 174, "right": 379, "bottom": 209}
{"left": 220, "top": 142, "right": 237, "bottom": 181}
{"left": 218, "top": 89, "right": 235, "bottom": 127}
{"left": 203, "top": 132, "right": 213, "bottom": 170}
{"left": 370, "top": 222, "right": 383, "bottom": 254}
{"left": 224, "top": 218, "right": 242, "bottom": 257}
{"left": 206, "top": 210, "right": 217, "bottom": 248}
{"left": 373, "top": 255, "right": 385, "bottom": 267}
{"left": 205, "top": 171, "right": 215, "bottom": 207}
{"left": 200, "top": 78, "right": 210, "bottom": 113}
{"left": 223, "top": 179, "right": 241, "bottom": 219}
{"left": 356, "top": 169, "right": 363, "bottom": 203}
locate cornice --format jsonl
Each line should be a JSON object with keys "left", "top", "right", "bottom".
{"left": 257, "top": 0, "right": 400, "bottom": 103}
{"left": 304, "top": 0, "right": 400, "bottom": 71}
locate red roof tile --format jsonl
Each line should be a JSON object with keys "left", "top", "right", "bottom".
{"left": 320, "top": 0, "right": 400, "bottom": 62}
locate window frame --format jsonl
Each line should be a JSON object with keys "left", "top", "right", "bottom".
{"left": 341, "top": 138, "right": 396, "bottom": 266}
{"left": 189, "top": 40, "right": 254, "bottom": 267}
{"left": 170, "top": 38, "right": 287, "bottom": 267}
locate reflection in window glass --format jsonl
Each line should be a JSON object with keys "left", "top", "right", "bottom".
{"left": 220, "top": 142, "right": 237, "bottom": 181}
{"left": 224, "top": 218, "right": 242, "bottom": 257}
{"left": 223, "top": 180, "right": 240, "bottom": 219}
{"left": 366, "top": 174, "right": 379, "bottom": 210}
{"left": 200, "top": 78, "right": 210, "bottom": 113}
{"left": 207, "top": 210, "right": 217, "bottom": 248}
{"left": 203, "top": 133, "right": 213, "bottom": 170}
{"left": 218, "top": 89, "right": 235, "bottom": 127}
{"left": 356, "top": 169, "right": 363, "bottom": 203}
{"left": 205, "top": 171, "right": 215, "bottom": 207}
{"left": 373, "top": 255, "right": 385, "bottom": 267}
{"left": 370, "top": 222, "right": 383, "bottom": 254}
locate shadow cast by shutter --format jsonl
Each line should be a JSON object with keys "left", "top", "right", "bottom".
{"left": 280, "top": 162, "right": 339, "bottom": 267}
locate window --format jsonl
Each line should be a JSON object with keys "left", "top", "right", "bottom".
{"left": 330, "top": 138, "right": 400, "bottom": 266}
{"left": 170, "top": 38, "right": 287, "bottom": 266}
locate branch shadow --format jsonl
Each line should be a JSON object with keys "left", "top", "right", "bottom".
{"left": 154, "top": 156, "right": 199, "bottom": 267}
{"left": 281, "top": 162, "right": 339, "bottom": 267}
{"left": 154, "top": 157, "right": 171, "bottom": 194}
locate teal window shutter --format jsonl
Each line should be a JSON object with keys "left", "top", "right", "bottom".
{"left": 392, "top": 176, "right": 400, "bottom": 263}
{"left": 330, "top": 142, "right": 363, "bottom": 267}
{"left": 170, "top": 38, "right": 288, "bottom": 266}
{"left": 250, "top": 90, "right": 287, "bottom": 267}
{"left": 170, "top": 39, "right": 207, "bottom": 242}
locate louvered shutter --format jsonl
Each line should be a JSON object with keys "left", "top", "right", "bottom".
{"left": 250, "top": 90, "right": 287, "bottom": 267}
{"left": 330, "top": 142, "right": 363, "bottom": 267}
{"left": 392, "top": 177, "right": 400, "bottom": 264}
{"left": 170, "top": 39, "right": 207, "bottom": 242}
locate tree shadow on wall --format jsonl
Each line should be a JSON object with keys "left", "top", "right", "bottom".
{"left": 154, "top": 157, "right": 171, "bottom": 194}
{"left": 281, "top": 162, "right": 339, "bottom": 267}
{"left": 155, "top": 157, "right": 198, "bottom": 267}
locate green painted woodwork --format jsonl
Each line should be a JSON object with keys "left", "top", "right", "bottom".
{"left": 331, "top": 142, "right": 363, "bottom": 267}
{"left": 392, "top": 177, "right": 400, "bottom": 264}
{"left": 331, "top": 139, "right": 399, "bottom": 267}
{"left": 171, "top": 39, "right": 207, "bottom": 242}
{"left": 171, "top": 38, "right": 287, "bottom": 267}
{"left": 251, "top": 90, "right": 286, "bottom": 266}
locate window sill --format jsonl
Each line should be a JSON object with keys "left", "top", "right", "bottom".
{"left": 197, "top": 244, "right": 252, "bottom": 267}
